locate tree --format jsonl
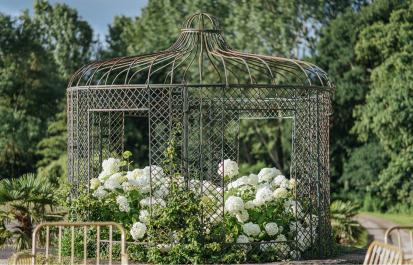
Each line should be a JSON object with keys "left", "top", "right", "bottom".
{"left": 0, "top": 1, "right": 94, "bottom": 179}
{"left": 314, "top": 0, "right": 407, "bottom": 198}
{"left": 36, "top": 111, "right": 67, "bottom": 184}
{"left": 104, "top": 16, "right": 134, "bottom": 58}
{"left": 33, "top": 0, "right": 94, "bottom": 78}
{"left": 0, "top": 13, "right": 61, "bottom": 178}
{"left": 106, "top": 0, "right": 358, "bottom": 57}
{"left": 31, "top": 1, "right": 95, "bottom": 181}
{"left": 339, "top": 143, "right": 388, "bottom": 210}
{"left": 353, "top": 2, "right": 413, "bottom": 211}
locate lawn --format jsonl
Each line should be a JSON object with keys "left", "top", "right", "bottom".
{"left": 362, "top": 212, "right": 413, "bottom": 226}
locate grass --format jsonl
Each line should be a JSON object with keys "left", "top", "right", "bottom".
{"left": 361, "top": 211, "right": 413, "bottom": 226}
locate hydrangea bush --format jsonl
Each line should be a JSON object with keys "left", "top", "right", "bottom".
{"left": 68, "top": 151, "right": 317, "bottom": 263}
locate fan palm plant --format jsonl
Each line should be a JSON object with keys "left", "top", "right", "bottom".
{"left": 330, "top": 200, "right": 363, "bottom": 245}
{"left": 0, "top": 173, "right": 62, "bottom": 250}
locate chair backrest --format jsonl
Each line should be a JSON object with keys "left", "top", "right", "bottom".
{"left": 31, "top": 221, "right": 128, "bottom": 265}
{"left": 385, "top": 225, "right": 413, "bottom": 256}
{"left": 363, "top": 240, "right": 403, "bottom": 265}
{"left": 8, "top": 252, "right": 35, "bottom": 265}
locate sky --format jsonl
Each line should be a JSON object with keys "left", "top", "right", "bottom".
{"left": 0, "top": 0, "right": 148, "bottom": 41}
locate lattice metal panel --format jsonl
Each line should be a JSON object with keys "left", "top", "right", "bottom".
{"left": 67, "top": 13, "right": 334, "bottom": 262}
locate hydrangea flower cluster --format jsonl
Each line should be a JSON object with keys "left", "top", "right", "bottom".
{"left": 89, "top": 155, "right": 316, "bottom": 259}
{"left": 89, "top": 157, "right": 170, "bottom": 241}
{"left": 222, "top": 159, "right": 316, "bottom": 257}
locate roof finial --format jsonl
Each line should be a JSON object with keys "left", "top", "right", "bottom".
{"left": 181, "top": 13, "right": 221, "bottom": 33}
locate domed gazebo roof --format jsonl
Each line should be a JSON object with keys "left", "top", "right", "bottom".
{"left": 68, "top": 13, "right": 332, "bottom": 88}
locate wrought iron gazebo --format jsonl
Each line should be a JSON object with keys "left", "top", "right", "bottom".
{"left": 67, "top": 13, "right": 333, "bottom": 261}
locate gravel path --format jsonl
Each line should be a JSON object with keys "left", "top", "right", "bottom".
{"left": 0, "top": 247, "right": 14, "bottom": 264}
{"left": 355, "top": 213, "right": 413, "bottom": 258}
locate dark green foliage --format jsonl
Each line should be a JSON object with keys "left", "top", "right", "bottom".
{"left": 330, "top": 200, "right": 362, "bottom": 245}
{"left": 0, "top": 13, "right": 62, "bottom": 178}
{"left": 352, "top": 1, "right": 413, "bottom": 211}
{"left": 0, "top": 1, "right": 94, "bottom": 179}
{"left": 315, "top": 0, "right": 413, "bottom": 212}
{"left": 33, "top": 0, "right": 94, "bottom": 78}
{"left": 339, "top": 143, "right": 389, "bottom": 210}
{"left": 239, "top": 119, "right": 293, "bottom": 176}
{"left": 36, "top": 111, "right": 67, "bottom": 183}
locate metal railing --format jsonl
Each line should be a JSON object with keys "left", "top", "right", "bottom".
{"left": 29, "top": 221, "right": 128, "bottom": 265}
{"left": 9, "top": 252, "right": 35, "bottom": 265}
{"left": 363, "top": 240, "right": 403, "bottom": 265}
{"left": 384, "top": 226, "right": 413, "bottom": 254}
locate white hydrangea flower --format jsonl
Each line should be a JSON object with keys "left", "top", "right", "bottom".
{"left": 201, "top": 181, "right": 222, "bottom": 196}
{"left": 271, "top": 174, "right": 287, "bottom": 187}
{"left": 290, "top": 250, "right": 301, "bottom": 259}
{"left": 127, "top": 173, "right": 150, "bottom": 193}
{"left": 244, "top": 200, "right": 255, "bottom": 209}
{"left": 90, "top": 178, "right": 100, "bottom": 190}
{"left": 264, "top": 222, "right": 279, "bottom": 236}
{"left": 289, "top": 221, "right": 303, "bottom": 233}
{"left": 236, "top": 234, "right": 250, "bottom": 243}
{"left": 157, "top": 244, "right": 172, "bottom": 253}
{"left": 246, "top": 174, "right": 258, "bottom": 186}
{"left": 254, "top": 186, "right": 274, "bottom": 206}
{"left": 126, "top": 169, "right": 144, "bottom": 181}
{"left": 280, "top": 179, "right": 290, "bottom": 189}
{"left": 139, "top": 209, "right": 150, "bottom": 224}
{"left": 284, "top": 200, "right": 302, "bottom": 215}
{"left": 205, "top": 227, "right": 211, "bottom": 235}
{"left": 154, "top": 185, "right": 169, "bottom": 198}
{"left": 273, "top": 187, "right": 289, "bottom": 199}
{"left": 227, "top": 178, "right": 242, "bottom": 190}
{"left": 101, "top": 158, "right": 121, "bottom": 175}
{"left": 92, "top": 186, "right": 107, "bottom": 199}
{"left": 139, "top": 197, "right": 151, "bottom": 207}
{"left": 140, "top": 197, "right": 166, "bottom": 208}
{"left": 215, "top": 186, "right": 224, "bottom": 194}
{"left": 228, "top": 174, "right": 258, "bottom": 190}
{"left": 260, "top": 243, "right": 276, "bottom": 252}
{"left": 235, "top": 210, "right": 249, "bottom": 223}
{"left": 305, "top": 214, "right": 318, "bottom": 227}
{"left": 298, "top": 228, "right": 312, "bottom": 251}
{"left": 258, "top": 167, "right": 281, "bottom": 183}
{"left": 289, "top": 178, "right": 297, "bottom": 189}
{"left": 116, "top": 195, "right": 130, "bottom": 212}
{"left": 243, "top": 222, "right": 261, "bottom": 237}
{"left": 98, "top": 171, "right": 111, "bottom": 182}
{"left": 130, "top": 222, "right": 147, "bottom": 240}
{"left": 209, "top": 211, "right": 224, "bottom": 225}
{"left": 274, "top": 234, "right": 290, "bottom": 253}
{"left": 225, "top": 196, "right": 244, "bottom": 213}
{"left": 189, "top": 179, "right": 201, "bottom": 192}
{"left": 104, "top": 178, "right": 121, "bottom": 190}
{"left": 173, "top": 175, "right": 185, "bottom": 185}
{"left": 276, "top": 234, "right": 287, "bottom": 242}
{"left": 122, "top": 181, "right": 134, "bottom": 192}
{"left": 138, "top": 177, "right": 151, "bottom": 193}
{"left": 143, "top": 165, "right": 164, "bottom": 179}
{"left": 109, "top": 172, "right": 125, "bottom": 183}
{"left": 218, "top": 159, "right": 239, "bottom": 178}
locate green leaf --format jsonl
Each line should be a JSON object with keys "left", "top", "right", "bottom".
{"left": 122, "top": 150, "right": 133, "bottom": 159}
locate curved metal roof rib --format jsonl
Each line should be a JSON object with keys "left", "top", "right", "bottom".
{"left": 68, "top": 13, "right": 333, "bottom": 89}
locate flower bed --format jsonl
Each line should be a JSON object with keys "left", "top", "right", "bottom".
{"left": 68, "top": 152, "right": 317, "bottom": 263}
